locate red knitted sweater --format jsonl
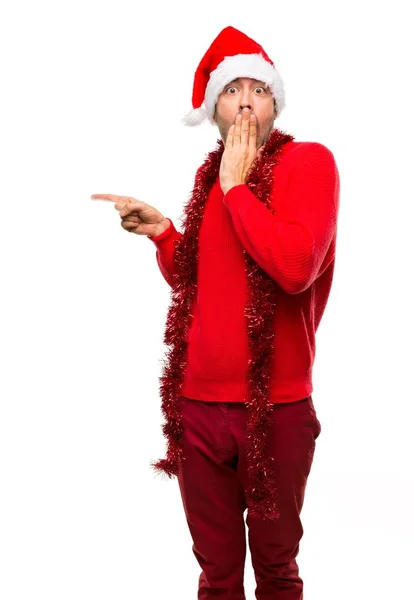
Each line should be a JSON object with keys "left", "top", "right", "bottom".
{"left": 149, "top": 140, "right": 340, "bottom": 403}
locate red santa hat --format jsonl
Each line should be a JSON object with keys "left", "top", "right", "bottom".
{"left": 182, "top": 26, "right": 286, "bottom": 127}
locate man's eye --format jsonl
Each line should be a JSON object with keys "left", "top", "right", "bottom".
{"left": 225, "top": 86, "right": 266, "bottom": 94}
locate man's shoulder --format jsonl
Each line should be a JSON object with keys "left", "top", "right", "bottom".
{"left": 280, "top": 139, "right": 335, "bottom": 162}
{"left": 276, "top": 140, "right": 337, "bottom": 178}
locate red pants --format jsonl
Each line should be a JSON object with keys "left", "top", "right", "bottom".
{"left": 176, "top": 395, "right": 322, "bottom": 599}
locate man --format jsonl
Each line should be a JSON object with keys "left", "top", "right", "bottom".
{"left": 92, "top": 25, "right": 340, "bottom": 600}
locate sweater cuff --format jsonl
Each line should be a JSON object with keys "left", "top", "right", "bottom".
{"left": 148, "top": 218, "right": 175, "bottom": 243}
{"left": 222, "top": 184, "right": 251, "bottom": 209}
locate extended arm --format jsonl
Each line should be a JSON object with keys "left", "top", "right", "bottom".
{"left": 149, "top": 219, "right": 183, "bottom": 287}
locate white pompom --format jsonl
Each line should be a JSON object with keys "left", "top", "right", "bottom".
{"left": 181, "top": 107, "right": 208, "bottom": 126}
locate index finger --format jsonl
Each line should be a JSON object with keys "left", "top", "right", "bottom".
{"left": 90, "top": 194, "right": 133, "bottom": 203}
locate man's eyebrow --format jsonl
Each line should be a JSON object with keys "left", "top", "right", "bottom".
{"left": 227, "top": 78, "right": 267, "bottom": 86}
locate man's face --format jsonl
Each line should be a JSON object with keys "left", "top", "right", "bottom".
{"left": 213, "top": 77, "right": 277, "bottom": 148}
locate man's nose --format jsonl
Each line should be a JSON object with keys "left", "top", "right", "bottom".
{"left": 239, "top": 87, "right": 253, "bottom": 112}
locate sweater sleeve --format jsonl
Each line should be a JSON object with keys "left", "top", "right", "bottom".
{"left": 222, "top": 141, "right": 340, "bottom": 294}
{"left": 148, "top": 218, "right": 183, "bottom": 287}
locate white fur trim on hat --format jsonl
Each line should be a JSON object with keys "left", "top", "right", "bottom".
{"left": 182, "top": 53, "right": 285, "bottom": 127}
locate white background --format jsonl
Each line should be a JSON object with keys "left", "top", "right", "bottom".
{"left": 1, "top": 1, "right": 413, "bottom": 598}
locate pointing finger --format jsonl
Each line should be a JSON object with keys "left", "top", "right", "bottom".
{"left": 91, "top": 194, "right": 118, "bottom": 202}
{"left": 90, "top": 194, "right": 133, "bottom": 203}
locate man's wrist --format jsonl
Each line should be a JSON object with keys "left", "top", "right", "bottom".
{"left": 150, "top": 218, "right": 170, "bottom": 238}
{"left": 222, "top": 182, "right": 244, "bottom": 195}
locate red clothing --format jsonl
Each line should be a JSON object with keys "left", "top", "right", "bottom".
{"left": 149, "top": 140, "right": 340, "bottom": 403}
